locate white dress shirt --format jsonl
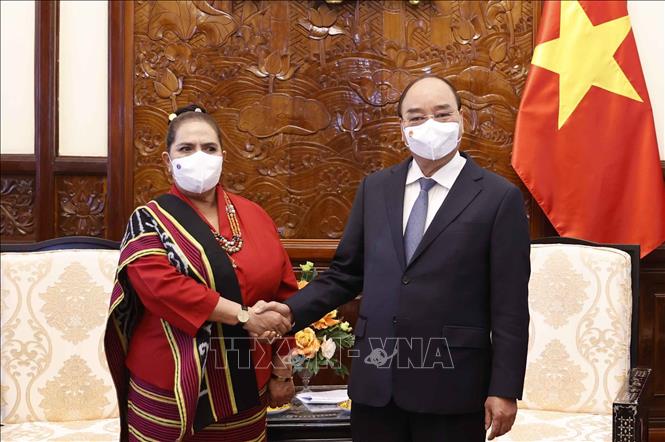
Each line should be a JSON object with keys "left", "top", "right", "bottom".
{"left": 402, "top": 152, "right": 467, "bottom": 234}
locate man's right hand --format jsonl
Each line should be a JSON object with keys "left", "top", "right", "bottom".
{"left": 242, "top": 301, "right": 292, "bottom": 337}
{"left": 245, "top": 301, "right": 294, "bottom": 339}
{"left": 253, "top": 301, "right": 294, "bottom": 323}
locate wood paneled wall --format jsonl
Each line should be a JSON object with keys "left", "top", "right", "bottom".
{"left": 3, "top": 1, "right": 549, "bottom": 247}
{"left": 126, "top": 0, "right": 552, "bottom": 240}
{"left": 641, "top": 247, "right": 665, "bottom": 428}
{"left": 1, "top": 1, "right": 109, "bottom": 243}
{"left": 0, "top": 0, "right": 663, "bottom": 429}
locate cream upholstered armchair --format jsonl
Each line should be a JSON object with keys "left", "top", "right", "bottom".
{"left": 499, "top": 238, "right": 650, "bottom": 442}
{"left": 1, "top": 237, "right": 121, "bottom": 441}
{"left": 0, "top": 236, "right": 652, "bottom": 441}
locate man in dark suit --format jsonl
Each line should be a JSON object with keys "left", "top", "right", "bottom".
{"left": 257, "top": 76, "right": 530, "bottom": 441}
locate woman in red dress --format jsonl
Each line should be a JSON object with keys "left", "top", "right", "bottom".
{"left": 105, "top": 105, "right": 297, "bottom": 441}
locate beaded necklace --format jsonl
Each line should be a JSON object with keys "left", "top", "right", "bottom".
{"left": 211, "top": 193, "right": 243, "bottom": 265}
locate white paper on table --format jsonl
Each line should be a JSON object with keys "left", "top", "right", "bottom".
{"left": 296, "top": 389, "right": 349, "bottom": 404}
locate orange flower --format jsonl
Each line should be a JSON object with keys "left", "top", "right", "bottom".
{"left": 297, "top": 280, "right": 309, "bottom": 289}
{"left": 293, "top": 327, "right": 320, "bottom": 359}
{"left": 312, "top": 310, "right": 340, "bottom": 330}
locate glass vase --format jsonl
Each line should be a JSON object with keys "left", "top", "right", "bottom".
{"left": 298, "top": 368, "right": 313, "bottom": 393}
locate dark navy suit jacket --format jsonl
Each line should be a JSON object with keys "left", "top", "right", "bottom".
{"left": 285, "top": 152, "right": 530, "bottom": 414}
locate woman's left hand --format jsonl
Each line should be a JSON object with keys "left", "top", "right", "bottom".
{"left": 268, "top": 377, "right": 295, "bottom": 408}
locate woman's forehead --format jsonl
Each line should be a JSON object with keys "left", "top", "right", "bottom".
{"left": 174, "top": 120, "right": 219, "bottom": 143}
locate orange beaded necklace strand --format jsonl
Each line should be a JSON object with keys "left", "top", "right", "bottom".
{"left": 211, "top": 192, "right": 243, "bottom": 257}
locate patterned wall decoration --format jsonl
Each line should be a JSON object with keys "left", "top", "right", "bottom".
{"left": 55, "top": 176, "right": 107, "bottom": 238}
{"left": 133, "top": 0, "right": 538, "bottom": 238}
{"left": 0, "top": 176, "right": 35, "bottom": 241}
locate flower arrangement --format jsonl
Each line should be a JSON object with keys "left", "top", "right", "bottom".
{"left": 291, "top": 262, "right": 355, "bottom": 377}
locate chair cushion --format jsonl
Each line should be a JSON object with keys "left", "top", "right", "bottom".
{"left": 0, "top": 418, "right": 119, "bottom": 441}
{"left": 520, "top": 243, "right": 632, "bottom": 414}
{"left": 498, "top": 409, "right": 610, "bottom": 441}
{"left": 1, "top": 250, "right": 120, "bottom": 423}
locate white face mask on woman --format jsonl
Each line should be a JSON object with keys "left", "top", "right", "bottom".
{"left": 403, "top": 119, "right": 460, "bottom": 161}
{"left": 170, "top": 150, "right": 223, "bottom": 194}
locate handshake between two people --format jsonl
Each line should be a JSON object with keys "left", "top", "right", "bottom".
{"left": 241, "top": 300, "right": 294, "bottom": 341}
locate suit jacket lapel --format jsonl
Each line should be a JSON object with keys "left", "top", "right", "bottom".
{"left": 406, "top": 154, "right": 484, "bottom": 268}
{"left": 384, "top": 158, "right": 412, "bottom": 271}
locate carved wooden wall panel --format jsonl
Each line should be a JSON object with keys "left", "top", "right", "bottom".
{"left": 639, "top": 248, "right": 665, "bottom": 427}
{"left": 55, "top": 176, "right": 107, "bottom": 237}
{"left": 0, "top": 176, "right": 36, "bottom": 241}
{"left": 133, "top": 0, "right": 539, "bottom": 238}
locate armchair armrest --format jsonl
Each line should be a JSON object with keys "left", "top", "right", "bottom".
{"left": 613, "top": 367, "right": 651, "bottom": 442}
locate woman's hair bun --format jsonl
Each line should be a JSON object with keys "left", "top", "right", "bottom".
{"left": 165, "top": 104, "right": 221, "bottom": 151}
{"left": 169, "top": 104, "right": 207, "bottom": 124}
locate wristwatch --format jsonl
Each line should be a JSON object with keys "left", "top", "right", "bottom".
{"left": 237, "top": 305, "right": 250, "bottom": 324}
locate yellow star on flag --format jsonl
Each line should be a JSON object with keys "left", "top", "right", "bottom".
{"left": 531, "top": 0, "right": 642, "bottom": 129}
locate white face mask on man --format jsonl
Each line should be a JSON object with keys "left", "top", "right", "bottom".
{"left": 403, "top": 119, "right": 461, "bottom": 161}
{"left": 170, "top": 150, "right": 223, "bottom": 194}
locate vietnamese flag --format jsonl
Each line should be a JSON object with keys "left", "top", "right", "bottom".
{"left": 513, "top": 0, "right": 665, "bottom": 257}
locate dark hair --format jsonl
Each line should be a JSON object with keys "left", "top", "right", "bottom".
{"left": 165, "top": 104, "right": 223, "bottom": 152}
{"left": 397, "top": 75, "right": 462, "bottom": 117}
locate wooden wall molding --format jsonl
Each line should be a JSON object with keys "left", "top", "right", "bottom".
{"left": 0, "top": 155, "right": 37, "bottom": 174}
{"left": 34, "top": 0, "right": 58, "bottom": 241}
{"left": 53, "top": 156, "right": 107, "bottom": 175}
{"left": 106, "top": 0, "right": 135, "bottom": 240}
{"left": 281, "top": 239, "right": 339, "bottom": 261}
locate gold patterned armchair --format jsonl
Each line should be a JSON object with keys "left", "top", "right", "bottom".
{"left": 499, "top": 238, "right": 650, "bottom": 442}
{"left": 1, "top": 237, "right": 121, "bottom": 441}
{"left": 1, "top": 236, "right": 652, "bottom": 441}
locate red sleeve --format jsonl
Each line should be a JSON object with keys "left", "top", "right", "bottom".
{"left": 125, "top": 254, "right": 220, "bottom": 337}
{"left": 274, "top": 246, "right": 299, "bottom": 302}
{"left": 273, "top": 245, "right": 299, "bottom": 357}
